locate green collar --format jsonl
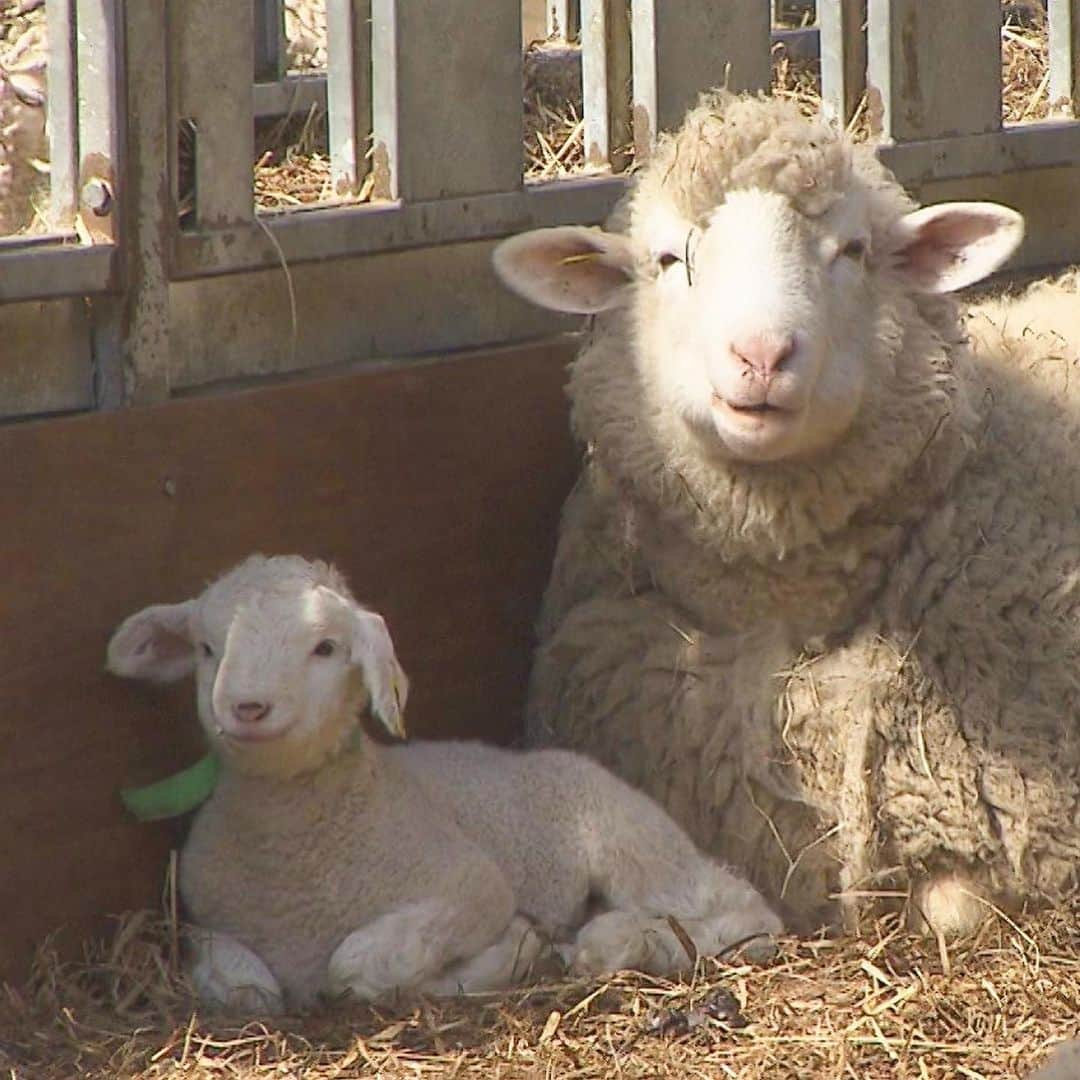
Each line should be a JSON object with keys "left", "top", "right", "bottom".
{"left": 121, "top": 752, "right": 221, "bottom": 822}
{"left": 120, "top": 727, "right": 371, "bottom": 822}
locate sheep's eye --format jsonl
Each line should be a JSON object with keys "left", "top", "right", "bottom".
{"left": 200, "top": 643, "right": 214, "bottom": 659}
{"left": 839, "top": 238, "right": 868, "bottom": 261}
{"left": 313, "top": 639, "right": 336, "bottom": 658}
{"left": 657, "top": 252, "right": 682, "bottom": 270}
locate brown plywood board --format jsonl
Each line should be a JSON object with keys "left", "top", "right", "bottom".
{"left": 0, "top": 338, "right": 578, "bottom": 981}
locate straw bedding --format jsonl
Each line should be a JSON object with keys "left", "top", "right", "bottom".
{"left": 2, "top": 886, "right": 1078, "bottom": 1079}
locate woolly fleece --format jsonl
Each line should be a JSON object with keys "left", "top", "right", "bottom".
{"left": 526, "top": 92, "right": 1080, "bottom": 931}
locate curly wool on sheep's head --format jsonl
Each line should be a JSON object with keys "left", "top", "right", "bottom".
{"left": 106, "top": 554, "right": 407, "bottom": 778}
{"left": 630, "top": 92, "right": 885, "bottom": 227}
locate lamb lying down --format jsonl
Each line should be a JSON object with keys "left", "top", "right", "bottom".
{"left": 107, "top": 554, "right": 781, "bottom": 1013}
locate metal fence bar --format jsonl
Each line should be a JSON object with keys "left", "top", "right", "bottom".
{"left": 879, "top": 117, "right": 1080, "bottom": 183}
{"left": 253, "top": 74, "right": 326, "bottom": 119}
{"left": 370, "top": 0, "right": 522, "bottom": 202}
{"left": 581, "top": 0, "right": 632, "bottom": 170}
{"left": 171, "top": 0, "right": 255, "bottom": 227}
{"left": 46, "top": 0, "right": 79, "bottom": 227}
{"left": 1049, "top": 0, "right": 1080, "bottom": 116}
{"left": 819, "top": 0, "right": 866, "bottom": 125}
{"left": 75, "top": 0, "right": 122, "bottom": 244}
{"left": 326, "top": 0, "right": 371, "bottom": 196}
{"left": 173, "top": 175, "right": 625, "bottom": 279}
{"left": 867, "top": 0, "right": 1001, "bottom": 142}
{"left": 0, "top": 243, "right": 113, "bottom": 303}
{"left": 632, "top": 0, "right": 770, "bottom": 159}
{"left": 99, "top": 0, "right": 172, "bottom": 405}
{"left": 253, "top": 0, "right": 286, "bottom": 82}
{"left": 547, "top": 0, "right": 580, "bottom": 40}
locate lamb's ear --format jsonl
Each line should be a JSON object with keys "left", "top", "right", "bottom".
{"left": 888, "top": 202, "right": 1024, "bottom": 293}
{"left": 342, "top": 604, "right": 408, "bottom": 739}
{"left": 492, "top": 226, "right": 639, "bottom": 313}
{"left": 107, "top": 601, "right": 197, "bottom": 682}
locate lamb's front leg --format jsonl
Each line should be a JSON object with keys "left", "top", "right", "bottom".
{"left": 420, "top": 915, "right": 545, "bottom": 996}
{"left": 327, "top": 893, "right": 515, "bottom": 1003}
{"left": 186, "top": 927, "right": 285, "bottom": 1015}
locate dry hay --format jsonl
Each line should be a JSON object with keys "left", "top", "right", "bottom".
{"left": 284, "top": 0, "right": 326, "bottom": 74}
{"left": 0, "top": 0, "right": 48, "bottom": 233}
{"left": 2, "top": 884, "right": 1078, "bottom": 1080}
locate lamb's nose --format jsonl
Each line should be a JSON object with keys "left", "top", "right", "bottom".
{"left": 731, "top": 333, "right": 795, "bottom": 378}
{"left": 233, "top": 701, "right": 272, "bottom": 724}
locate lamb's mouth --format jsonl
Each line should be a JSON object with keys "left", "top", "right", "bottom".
{"left": 217, "top": 723, "right": 292, "bottom": 745}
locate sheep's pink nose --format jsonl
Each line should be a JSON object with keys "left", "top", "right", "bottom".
{"left": 233, "top": 701, "right": 272, "bottom": 724}
{"left": 731, "top": 333, "right": 795, "bottom": 378}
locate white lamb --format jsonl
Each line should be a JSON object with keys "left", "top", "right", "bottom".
{"left": 106, "top": 554, "right": 781, "bottom": 1013}
{"left": 493, "top": 91, "right": 1080, "bottom": 936}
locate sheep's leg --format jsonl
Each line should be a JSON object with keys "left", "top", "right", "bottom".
{"left": 420, "top": 915, "right": 544, "bottom": 996}
{"left": 572, "top": 759, "right": 783, "bottom": 974}
{"left": 186, "top": 927, "right": 285, "bottom": 1015}
{"left": 581, "top": 833, "right": 783, "bottom": 973}
{"left": 327, "top": 897, "right": 510, "bottom": 1003}
{"left": 908, "top": 871, "right": 990, "bottom": 938}
{"left": 571, "top": 907, "right": 777, "bottom": 978}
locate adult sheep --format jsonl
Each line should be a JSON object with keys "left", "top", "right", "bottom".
{"left": 493, "top": 91, "right": 1080, "bottom": 936}
{"left": 107, "top": 554, "right": 780, "bottom": 1013}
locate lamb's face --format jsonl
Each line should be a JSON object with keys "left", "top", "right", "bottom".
{"left": 632, "top": 188, "right": 876, "bottom": 462}
{"left": 193, "top": 579, "right": 364, "bottom": 772}
{"left": 106, "top": 556, "right": 408, "bottom": 779}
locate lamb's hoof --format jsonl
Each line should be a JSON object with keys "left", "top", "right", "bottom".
{"left": 716, "top": 905, "right": 784, "bottom": 965}
{"left": 187, "top": 929, "right": 286, "bottom": 1016}
{"left": 721, "top": 932, "right": 779, "bottom": 965}
{"left": 570, "top": 911, "right": 651, "bottom": 976}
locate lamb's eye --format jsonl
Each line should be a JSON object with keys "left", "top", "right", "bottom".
{"left": 657, "top": 252, "right": 682, "bottom": 270}
{"left": 839, "top": 237, "right": 868, "bottom": 261}
{"left": 200, "top": 643, "right": 214, "bottom": 658}
{"left": 313, "top": 639, "right": 336, "bottom": 658}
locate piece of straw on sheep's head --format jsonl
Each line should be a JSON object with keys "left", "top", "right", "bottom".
{"left": 106, "top": 555, "right": 409, "bottom": 777}
{"left": 493, "top": 92, "right": 1024, "bottom": 465}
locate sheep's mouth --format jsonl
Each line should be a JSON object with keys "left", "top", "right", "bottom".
{"left": 713, "top": 395, "right": 792, "bottom": 419}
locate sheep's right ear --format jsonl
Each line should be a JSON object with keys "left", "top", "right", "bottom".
{"left": 343, "top": 605, "right": 409, "bottom": 740}
{"left": 493, "top": 226, "right": 639, "bottom": 314}
{"left": 888, "top": 202, "right": 1025, "bottom": 293}
{"left": 107, "top": 601, "right": 197, "bottom": 683}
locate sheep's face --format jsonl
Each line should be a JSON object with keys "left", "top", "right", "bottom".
{"left": 493, "top": 111, "right": 1023, "bottom": 465}
{"left": 107, "top": 556, "right": 408, "bottom": 778}
{"left": 631, "top": 188, "right": 876, "bottom": 462}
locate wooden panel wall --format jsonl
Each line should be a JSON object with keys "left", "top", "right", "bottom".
{"left": 0, "top": 338, "right": 578, "bottom": 982}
